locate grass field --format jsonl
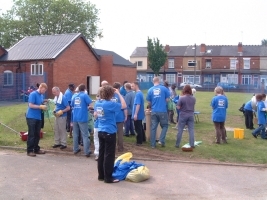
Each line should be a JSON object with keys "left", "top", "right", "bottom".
{"left": 0, "top": 91, "right": 266, "bottom": 164}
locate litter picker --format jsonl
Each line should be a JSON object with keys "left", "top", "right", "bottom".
{"left": 0, "top": 121, "right": 19, "bottom": 135}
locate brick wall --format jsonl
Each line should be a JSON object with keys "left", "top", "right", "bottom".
{"left": 50, "top": 37, "right": 100, "bottom": 98}
{"left": 99, "top": 55, "right": 113, "bottom": 85}
{"left": 112, "top": 65, "right": 137, "bottom": 84}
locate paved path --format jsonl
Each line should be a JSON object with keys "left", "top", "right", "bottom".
{"left": 0, "top": 150, "right": 267, "bottom": 200}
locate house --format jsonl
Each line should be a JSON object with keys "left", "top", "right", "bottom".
{"left": 130, "top": 43, "right": 267, "bottom": 90}
{"left": 0, "top": 33, "right": 136, "bottom": 100}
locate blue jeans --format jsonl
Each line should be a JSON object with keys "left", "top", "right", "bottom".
{"left": 150, "top": 112, "right": 169, "bottom": 147}
{"left": 176, "top": 115, "right": 195, "bottom": 147}
{"left": 124, "top": 115, "right": 135, "bottom": 135}
{"left": 73, "top": 122, "right": 90, "bottom": 155}
{"left": 26, "top": 118, "right": 42, "bottom": 153}
{"left": 252, "top": 124, "right": 266, "bottom": 139}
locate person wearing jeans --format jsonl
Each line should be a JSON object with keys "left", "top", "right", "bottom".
{"left": 175, "top": 85, "right": 196, "bottom": 148}
{"left": 94, "top": 85, "right": 126, "bottom": 183}
{"left": 146, "top": 77, "right": 170, "bottom": 148}
{"left": 124, "top": 83, "right": 136, "bottom": 136}
{"left": 26, "top": 83, "right": 48, "bottom": 157}
{"left": 210, "top": 86, "right": 228, "bottom": 144}
{"left": 71, "top": 84, "right": 92, "bottom": 157}
{"left": 252, "top": 94, "right": 267, "bottom": 139}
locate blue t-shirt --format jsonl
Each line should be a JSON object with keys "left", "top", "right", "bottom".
{"left": 26, "top": 91, "right": 44, "bottom": 120}
{"left": 211, "top": 95, "right": 228, "bottom": 122}
{"left": 54, "top": 95, "right": 69, "bottom": 117}
{"left": 125, "top": 90, "right": 135, "bottom": 115}
{"left": 64, "top": 88, "right": 73, "bottom": 105}
{"left": 146, "top": 85, "right": 170, "bottom": 112}
{"left": 120, "top": 86, "right": 127, "bottom": 96}
{"left": 94, "top": 100, "right": 122, "bottom": 133}
{"left": 244, "top": 100, "right": 253, "bottom": 111}
{"left": 111, "top": 93, "right": 125, "bottom": 122}
{"left": 71, "top": 92, "right": 92, "bottom": 122}
{"left": 132, "top": 91, "right": 145, "bottom": 120}
{"left": 257, "top": 101, "right": 266, "bottom": 125}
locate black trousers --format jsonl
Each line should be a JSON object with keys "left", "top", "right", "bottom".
{"left": 66, "top": 110, "right": 72, "bottom": 132}
{"left": 97, "top": 132, "right": 116, "bottom": 183}
{"left": 245, "top": 110, "right": 254, "bottom": 129}
{"left": 26, "top": 118, "right": 41, "bottom": 153}
{"left": 134, "top": 120, "right": 144, "bottom": 144}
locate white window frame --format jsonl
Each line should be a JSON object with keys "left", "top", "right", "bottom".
{"left": 230, "top": 58, "right": 237, "bottom": 70}
{"left": 168, "top": 59, "right": 174, "bottom": 68}
{"left": 243, "top": 58, "right": 250, "bottom": 69}
{"left": 188, "top": 60, "right": 196, "bottom": 68}
{"left": 31, "top": 64, "right": 43, "bottom": 75}
{"left": 166, "top": 74, "right": 175, "bottom": 84}
{"left": 137, "top": 61, "right": 143, "bottom": 67}
{"left": 3, "top": 70, "right": 13, "bottom": 86}
{"left": 242, "top": 75, "right": 252, "bottom": 85}
{"left": 183, "top": 75, "right": 200, "bottom": 84}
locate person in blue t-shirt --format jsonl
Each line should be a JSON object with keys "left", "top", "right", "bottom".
{"left": 51, "top": 87, "right": 70, "bottom": 149}
{"left": 94, "top": 85, "right": 126, "bottom": 183}
{"left": 146, "top": 76, "right": 170, "bottom": 148}
{"left": 71, "top": 84, "right": 92, "bottom": 157}
{"left": 252, "top": 94, "right": 267, "bottom": 139}
{"left": 244, "top": 100, "right": 255, "bottom": 130}
{"left": 211, "top": 86, "right": 228, "bottom": 144}
{"left": 112, "top": 82, "right": 127, "bottom": 152}
{"left": 124, "top": 83, "right": 136, "bottom": 137}
{"left": 119, "top": 81, "right": 128, "bottom": 96}
{"left": 64, "top": 83, "right": 75, "bottom": 137}
{"left": 132, "top": 81, "right": 145, "bottom": 145}
{"left": 26, "top": 83, "right": 48, "bottom": 157}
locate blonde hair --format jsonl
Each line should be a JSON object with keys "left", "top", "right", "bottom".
{"left": 39, "top": 83, "right": 48, "bottom": 89}
{"left": 214, "top": 86, "right": 223, "bottom": 94}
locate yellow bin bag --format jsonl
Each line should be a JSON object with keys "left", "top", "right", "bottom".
{"left": 125, "top": 166, "right": 150, "bottom": 183}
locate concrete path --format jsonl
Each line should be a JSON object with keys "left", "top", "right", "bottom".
{"left": 0, "top": 150, "right": 267, "bottom": 200}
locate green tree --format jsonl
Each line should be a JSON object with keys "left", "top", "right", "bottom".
{"left": 262, "top": 39, "right": 267, "bottom": 46}
{"left": 147, "top": 37, "right": 167, "bottom": 76}
{"left": 0, "top": 0, "right": 102, "bottom": 48}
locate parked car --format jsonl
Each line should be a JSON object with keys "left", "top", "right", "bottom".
{"left": 217, "top": 82, "right": 237, "bottom": 89}
{"left": 179, "top": 82, "right": 202, "bottom": 88}
{"left": 203, "top": 81, "right": 216, "bottom": 88}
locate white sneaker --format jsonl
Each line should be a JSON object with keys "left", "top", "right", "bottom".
{"left": 183, "top": 128, "right": 187, "bottom": 131}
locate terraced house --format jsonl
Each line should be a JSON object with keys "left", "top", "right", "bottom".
{"left": 131, "top": 43, "right": 267, "bottom": 90}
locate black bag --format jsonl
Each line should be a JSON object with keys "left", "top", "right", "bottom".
{"left": 238, "top": 103, "right": 245, "bottom": 114}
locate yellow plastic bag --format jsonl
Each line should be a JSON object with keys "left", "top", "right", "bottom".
{"left": 125, "top": 166, "right": 150, "bottom": 182}
{"left": 115, "top": 152, "right": 132, "bottom": 164}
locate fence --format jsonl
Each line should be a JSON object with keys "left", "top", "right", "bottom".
{"left": 139, "top": 81, "right": 265, "bottom": 94}
{"left": 0, "top": 72, "right": 47, "bottom": 101}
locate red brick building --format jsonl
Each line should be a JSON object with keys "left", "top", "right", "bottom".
{"left": 0, "top": 33, "right": 136, "bottom": 99}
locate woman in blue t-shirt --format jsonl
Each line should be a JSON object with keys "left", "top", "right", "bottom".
{"left": 94, "top": 85, "right": 126, "bottom": 183}
{"left": 211, "top": 86, "right": 228, "bottom": 144}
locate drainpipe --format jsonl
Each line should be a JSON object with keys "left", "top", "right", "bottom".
{"left": 15, "top": 62, "right": 21, "bottom": 99}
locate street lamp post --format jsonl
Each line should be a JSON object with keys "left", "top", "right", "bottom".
{"left": 194, "top": 43, "right": 196, "bottom": 84}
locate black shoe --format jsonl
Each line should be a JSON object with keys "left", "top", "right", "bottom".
{"left": 136, "top": 143, "right": 142, "bottom": 146}
{"left": 60, "top": 145, "right": 67, "bottom": 149}
{"left": 74, "top": 149, "right": 81, "bottom": 154}
{"left": 85, "top": 152, "right": 91, "bottom": 157}
{"left": 123, "top": 134, "right": 129, "bottom": 137}
{"left": 130, "top": 134, "right": 135, "bottom": 136}
{"left": 52, "top": 144, "right": 61, "bottom": 148}
{"left": 252, "top": 133, "right": 257, "bottom": 138}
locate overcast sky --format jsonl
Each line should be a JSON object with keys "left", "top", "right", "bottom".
{"left": 1, "top": 0, "right": 267, "bottom": 60}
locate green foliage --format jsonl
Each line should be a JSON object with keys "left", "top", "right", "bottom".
{"left": 262, "top": 39, "right": 267, "bottom": 46}
{"left": 0, "top": 0, "right": 102, "bottom": 48}
{"left": 147, "top": 37, "right": 167, "bottom": 76}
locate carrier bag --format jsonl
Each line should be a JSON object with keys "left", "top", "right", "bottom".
{"left": 125, "top": 166, "right": 150, "bottom": 183}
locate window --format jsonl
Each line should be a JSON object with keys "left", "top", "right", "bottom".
{"left": 166, "top": 74, "right": 175, "bottom": 84}
{"left": 243, "top": 58, "right": 250, "bottom": 69}
{"left": 227, "top": 74, "right": 238, "bottom": 84}
{"left": 205, "top": 59, "right": 211, "bottom": 68}
{"left": 168, "top": 59, "right": 174, "bottom": 68}
{"left": 230, "top": 58, "right": 237, "bottom": 70}
{"left": 4, "top": 70, "right": 13, "bottom": 86}
{"left": 242, "top": 75, "right": 252, "bottom": 85}
{"left": 188, "top": 60, "right": 196, "bottom": 67}
{"left": 137, "top": 61, "right": 143, "bottom": 67}
{"left": 183, "top": 75, "right": 200, "bottom": 84}
{"left": 31, "top": 64, "right": 43, "bottom": 75}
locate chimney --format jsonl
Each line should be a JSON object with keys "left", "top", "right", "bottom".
{"left": 200, "top": 43, "right": 206, "bottom": 53}
{"left": 165, "top": 45, "right": 170, "bottom": 53}
{"left": 238, "top": 42, "right": 243, "bottom": 53}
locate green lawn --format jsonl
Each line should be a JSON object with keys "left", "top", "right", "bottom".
{"left": 0, "top": 91, "right": 266, "bottom": 164}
